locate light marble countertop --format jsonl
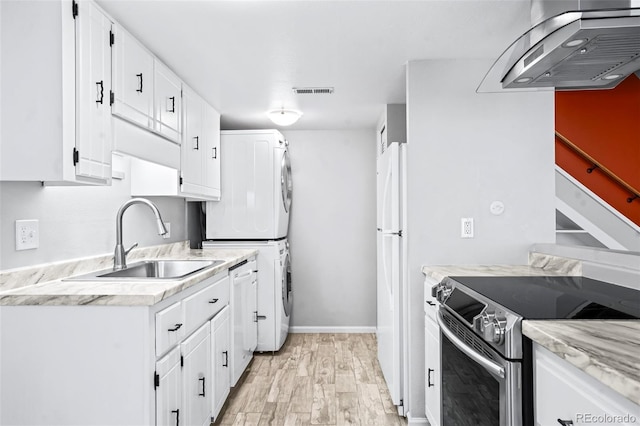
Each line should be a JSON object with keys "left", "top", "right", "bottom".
{"left": 523, "top": 320, "right": 640, "bottom": 406}
{"left": 0, "top": 242, "right": 257, "bottom": 306}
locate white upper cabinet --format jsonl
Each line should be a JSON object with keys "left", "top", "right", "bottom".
{"left": 0, "top": 0, "right": 113, "bottom": 185}
{"left": 154, "top": 61, "right": 183, "bottom": 143}
{"left": 181, "top": 85, "right": 222, "bottom": 201}
{"left": 75, "top": 0, "right": 113, "bottom": 181}
{"left": 112, "top": 24, "right": 155, "bottom": 129}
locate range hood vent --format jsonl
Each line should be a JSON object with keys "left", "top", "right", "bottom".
{"left": 292, "top": 87, "right": 334, "bottom": 95}
{"left": 478, "top": 0, "right": 640, "bottom": 92}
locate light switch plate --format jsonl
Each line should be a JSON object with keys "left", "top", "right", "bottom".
{"left": 163, "top": 222, "right": 171, "bottom": 239}
{"left": 16, "top": 219, "right": 39, "bottom": 250}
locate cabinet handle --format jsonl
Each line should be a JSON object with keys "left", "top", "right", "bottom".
{"left": 171, "top": 409, "right": 179, "bottom": 426}
{"left": 193, "top": 136, "right": 199, "bottom": 150}
{"left": 223, "top": 350, "right": 228, "bottom": 367}
{"left": 557, "top": 420, "right": 573, "bottom": 426}
{"left": 198, "top": 377, "right": 206, "bottom": 397}
{"left": 254, "top": 311, "right": 259, "bottom": 323}
{"left": 167, "top": 323, "right": 182, "bottom": 332}
{"left": 212, "top": 147, "right": 217, "bottom": 159}
{"left": 168, "top": 96, "right": 175, "bottom": 113}
{"left": 136, "top": 73, "right": 143, "bottom": 93}
{"left": 209, "top": 298, "right": 219, "bottom": 304}
{"left": 96, "top": 81, "right": 104, "bottom": 104}
{"left": 426, "top": 301, "right": 436, "bottom": 306}
{"left": 427, "top": 368, "right": 434, "bottom": 387}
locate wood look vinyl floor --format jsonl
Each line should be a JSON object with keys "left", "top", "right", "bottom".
{"left": 214, "top": 333, "right": 409, "bottom": 426}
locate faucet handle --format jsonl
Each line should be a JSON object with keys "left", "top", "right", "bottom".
{"left": 125, "top": 243, "right": 139, "bottom": 255}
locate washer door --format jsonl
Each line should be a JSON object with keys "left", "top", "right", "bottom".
{"left": 280, "top": 149, "right": 292, "bottom": 213}
{"left": 282, "top": 252, "right": 292, "bottom": 317}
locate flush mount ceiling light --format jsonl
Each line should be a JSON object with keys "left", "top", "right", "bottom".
{"left": 266, "top": 108, "right": 303, "bottom": 126}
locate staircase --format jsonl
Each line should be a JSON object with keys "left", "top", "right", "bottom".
{"left": 555, "top": 166, "right": 640, "bottom": 251}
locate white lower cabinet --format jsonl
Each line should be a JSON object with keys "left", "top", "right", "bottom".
{"left": 424, "top": 275, "right": 441, "bottom": 426}
{"left": 0, "top": 269, "right": 239, "bottom": 426}
{"left": 211, "top": 306, "right": 231, "bottom": 421}
{"left": 181, "top": 323, "right": 212, "bottom": 426}
{"left": 156, "top": 347, "right": 182, "bottom": 426}
{"left": 424, "top": 314, "right": 441, "bottom": 426}
{"left": 230, "top": 258, "right": 258, "bottom": 386}
{"left": 534, "top": 343, "right": 640, "bottom": 426}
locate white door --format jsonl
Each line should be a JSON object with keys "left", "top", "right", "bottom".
{"left": 203, "top": 102, "right": 221, "bottom": 198}
{"left": 181, "top": 324, "right": 211, "bottom": 426}
{"left": 75, "top": 1, "right": 112, "bottom": 182}
{"left": 376, "top": 142, "right": 403, "bottom": 408}
{"left": 154, "top": 60, "right": 182, "bottom": 143}
{"left": 112, "top": 25, "right": 154, "bottom": 128}
{"left": 211, "top": 306, "right": 230, "bottom": 421}
{"left": 156, "top": 348, "right": 182, "bottom": 426}
{"left": 181, "top": 86, "right": 203, "bottom": 194}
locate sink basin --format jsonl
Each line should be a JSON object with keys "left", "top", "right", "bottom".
{"left": 65, "top": 259, "right": 225, "bottom": 281}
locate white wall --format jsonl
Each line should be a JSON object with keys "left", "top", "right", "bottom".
{"left": 0, "top": 155, "right": 186, "bottom": 271}
{"left": 405, "top": 59, "right": 556, "bottom": 420}
{"left": 282, "top": 129, "right": 377, "bottom": 331}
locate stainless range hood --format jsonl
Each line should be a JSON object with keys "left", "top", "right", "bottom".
{"left": 478, "top": 0, "right": 640, "bottom": 92}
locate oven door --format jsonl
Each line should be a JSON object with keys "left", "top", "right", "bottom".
{"left": 437, "top": 309, "right": 523, "bottom": 426}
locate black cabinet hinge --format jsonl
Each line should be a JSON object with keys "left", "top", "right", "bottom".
{"left": 109, "top": 30, "right": 114, "bottom": 46}
{"left": 180, "top": 355, "right": 184, "bottom": 368}
{"left": 154, "top": 372, "right": 160, "bottom": 388}
{"left": 110, "top": 91, "right": 114, "bottom": 106}
{"left": 73, "top": 148, "right": 79, "bottom": 166}
{"left": 72, "top": 0, "right": 78, "bottom": 19}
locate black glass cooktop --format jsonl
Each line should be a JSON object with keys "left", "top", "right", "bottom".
{"left": 447, "top": 276, "right": 640, "bottom": 320}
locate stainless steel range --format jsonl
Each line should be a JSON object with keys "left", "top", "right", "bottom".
{"left": 432, "top": 275, "right": 640, "bottom": 426}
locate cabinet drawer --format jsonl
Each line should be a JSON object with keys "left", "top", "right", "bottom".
{"left": 183, "top": 274, "right": 230, "bottom": 337}
{"left": 156, "top": 301, "right": 185, "bottom": 357}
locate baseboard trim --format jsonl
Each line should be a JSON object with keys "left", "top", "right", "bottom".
{"left": 289, "top": 326, "right": 376, "bottom": 334}
{"left": 407, "top": 414, "right": 429, "bottom": 425}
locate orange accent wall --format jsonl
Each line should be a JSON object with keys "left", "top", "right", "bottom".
{"left": 555, "top": 75, "right": 640, "bottom": 226}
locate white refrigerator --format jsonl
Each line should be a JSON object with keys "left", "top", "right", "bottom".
{"left": 376, "top": 141, "right": 407, "bottom": 415}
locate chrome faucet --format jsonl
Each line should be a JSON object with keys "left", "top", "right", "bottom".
{"left": 114, "top": 198, "right": 168, "bottom": 270}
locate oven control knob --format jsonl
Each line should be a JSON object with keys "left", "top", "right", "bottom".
{"left": 434, "top": 283, "right": 452, "bottom": 304}
{"left": 478, "top": 312, "right": 506, "bottom": 345}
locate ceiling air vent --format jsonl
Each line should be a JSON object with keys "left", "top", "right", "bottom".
{"left": 292, "top": 87, "right": 334, "bottom": 95}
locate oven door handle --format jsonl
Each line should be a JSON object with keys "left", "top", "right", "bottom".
{"left": 437, "top": 311, "right": 505, "bottom": 379}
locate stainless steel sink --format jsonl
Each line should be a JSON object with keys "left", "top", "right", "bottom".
{"left": 65, "top": 259, "right": 225, "bottom": 281}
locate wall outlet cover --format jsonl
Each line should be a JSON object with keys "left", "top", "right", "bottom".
{"left": 16, "top": 219, "right": 39, "bottom": 250}
{"left": 461, "top": 217, "right": 474, "bottom": 238}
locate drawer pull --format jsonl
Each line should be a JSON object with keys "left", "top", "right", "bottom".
{"left": 171, "top": 409, "right": 179, "bottom": 426}
{"left": 427, "top": 368, "right": 435, "bottom": 387}
{"left": 222, "top": 350, "right": 228, "bottom": 367}
{"left": 557, "top": 420, "right": 573, "bottom": 426}
{"left": 209, "top": 298, "right": 219, "bottom": 304}
{"left": 167, "top": 323, "right": 182, "bottom": 332}
{"left": 136, "top": 73, "right": 143, "bottom": 93}
{"left": 426, "top": 301, "right": 436, "bottom": 306}
{"left": 198, "top": 377, "right": 206, "bottom": 397}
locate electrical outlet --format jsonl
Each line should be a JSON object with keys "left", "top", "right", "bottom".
{"left": 163, "top": 222, "right": 171, "bottom": 239}
{"left": 461, "top": 218, "right": 474, "bottom": 238}
{"left": 16, "top": 219, "right": 39, "bottom": 250}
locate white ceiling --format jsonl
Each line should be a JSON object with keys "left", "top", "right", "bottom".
{"left": 96, "top": 0, "right": 533, "bottom": 130}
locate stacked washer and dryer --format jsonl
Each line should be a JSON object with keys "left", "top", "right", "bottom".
{"left": 203, "top": 130, "right": 293, "bottom": 352}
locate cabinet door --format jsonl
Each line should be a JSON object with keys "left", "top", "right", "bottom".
{"left": 203, "top": 102, "right": 221, "bottom": 200}
{"left": 75, "top": 0, "right": 112, "bottom": 182}
{"left": 156, "top": 347, "right": 182, "bottom": 426}
{"left": 230, "top": 264, "right": 255, "bottom": 386}
{"left": 112, "top": 24, "right": 154, "bottom": 128}
{"left": 182, "top": 323, "right": 212, "bottom": 426}
{"left": 181, "top": 86, "right": 204, "bottom": 195}
{"left": 425, "top": 316, "right": 441, "bottom": 426}
{"left": 246, "top": 276, "right": 258, "bottom": 353}
{"left": 154, "top": 60, "right": 182, "bottom": 143}
{"left": 211, "top": 306, "right": 230, "bottom": 421}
